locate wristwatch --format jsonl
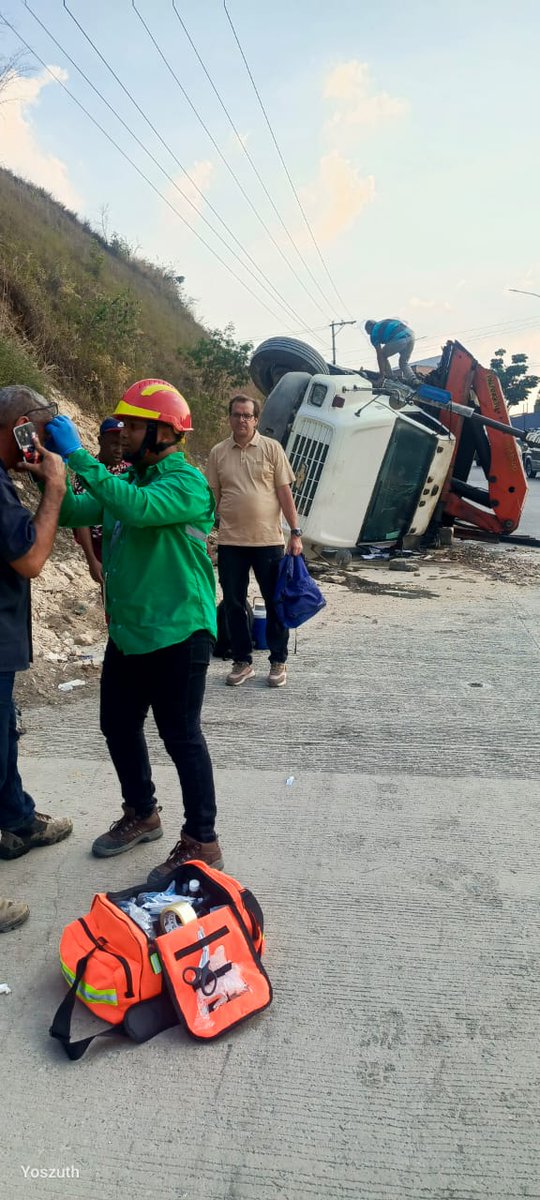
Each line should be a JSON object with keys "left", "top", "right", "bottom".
{"left": 290, "top": 527, "right": 303, "bottom": 537}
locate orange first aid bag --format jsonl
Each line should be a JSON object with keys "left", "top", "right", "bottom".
{"left": 50, "top": 862, "right": 272, "bottom": 1060}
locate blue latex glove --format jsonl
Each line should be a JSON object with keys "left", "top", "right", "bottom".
{"left": 45, "top": 415, "right": 82, "bottom": 460}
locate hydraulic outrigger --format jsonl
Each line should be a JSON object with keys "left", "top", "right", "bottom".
{"left": 417, "top": 341, "right": 528, "bottom": 537}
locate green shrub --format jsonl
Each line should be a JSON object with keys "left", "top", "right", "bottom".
{"left": 0, "top": 332, "right": 47, "bottom": 394}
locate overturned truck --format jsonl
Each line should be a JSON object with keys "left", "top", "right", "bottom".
{"left": 249, "top": 336, "right": 528, "bottom": 555}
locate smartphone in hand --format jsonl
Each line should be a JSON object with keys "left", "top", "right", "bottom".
{"left": 13, "top": 421, "right": 38, "bottom": 462}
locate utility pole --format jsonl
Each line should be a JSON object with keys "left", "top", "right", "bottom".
{"left": 330, "top": 319, "right": 356, "bottom": 365}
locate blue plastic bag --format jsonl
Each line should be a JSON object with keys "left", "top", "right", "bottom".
{"left": 273, "top": 554, "right": 326, "bottom": 629}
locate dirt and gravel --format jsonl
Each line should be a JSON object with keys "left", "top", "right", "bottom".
{"left": 15, "top": 527, "right": 540, "bottom": 712}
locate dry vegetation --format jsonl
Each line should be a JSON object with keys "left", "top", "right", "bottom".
{"left": 0, "top": 168, "right": 245, "bottom": 453}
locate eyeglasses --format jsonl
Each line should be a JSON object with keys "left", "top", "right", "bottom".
{"left": 230, "top": 413, "right": 256, "bottom": 420}
{"left": 24, "top": 401, "right": 59, "bottom": 421}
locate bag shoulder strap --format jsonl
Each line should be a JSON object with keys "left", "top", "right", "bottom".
{"left": 49, "top": 948, "right": 120, "bottom": 1061}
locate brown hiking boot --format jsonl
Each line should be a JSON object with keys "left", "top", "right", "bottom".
{"left": 0, "top": 812, "right": 73, "bottom": 861}
{"left": 226, "top": 661, "right": 255, "bottom": 686}
{"left": 146, "top": 831, "right": 224, "bottom": 889}
{"left": 268, "top": 662, "right": 287, "bottom": 688}
{"left": 0, "top": 898, "right": 30, "bottom": 933}
{"left": 92, "top": 804, "right": 163, "bottom": 858}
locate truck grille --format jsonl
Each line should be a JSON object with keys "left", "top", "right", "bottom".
{"left": 288, "top": 420, "right": 333, "bottom": 517}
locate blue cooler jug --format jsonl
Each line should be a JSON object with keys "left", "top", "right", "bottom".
{"left": 252, "top": 597, "right": 268, "bottom": 650}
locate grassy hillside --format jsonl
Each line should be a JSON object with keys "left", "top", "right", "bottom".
{"left": 0, "top": 167, "right": 232, "bottom": 450}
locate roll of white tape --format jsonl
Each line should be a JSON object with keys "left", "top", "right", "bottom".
{"left": 159, "top": 901, "right": 197, "bottom": 933}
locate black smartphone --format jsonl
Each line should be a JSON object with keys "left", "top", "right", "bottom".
{"left": 13, "top": 421, "right": 38, "bottom": 461}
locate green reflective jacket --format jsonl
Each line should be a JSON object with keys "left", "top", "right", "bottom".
{"left": 59, "top": 448, "right": 217, "bottom": 655}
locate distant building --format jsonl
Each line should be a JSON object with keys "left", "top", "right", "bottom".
{"left": 510, "top": 411, "right": 540, "bottom": 433}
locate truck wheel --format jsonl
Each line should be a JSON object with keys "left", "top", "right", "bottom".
{"left": 258, "top": 372, "right": 311, "bottom": 447}
{"left": 525, "top": 458, "right": 536, "bottom": 479}
{"left": 249, "top": 336, "right": 328, "bottom": 397}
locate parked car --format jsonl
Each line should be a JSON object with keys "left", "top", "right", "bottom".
{"left": 522, "top": 432, "right": 540, "bottom": 478}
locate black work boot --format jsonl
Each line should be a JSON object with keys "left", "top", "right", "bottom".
{"left": 91, "top": 804, "right": 163, "bottom": 858}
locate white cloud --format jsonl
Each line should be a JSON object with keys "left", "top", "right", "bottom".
{"left": 409, "top": 296, "right": 452, "bottom": 311}
{"left": 0, "top": 68, "right": 82, "bottom": 211}
{"left": 323, "top": 61, "right": 408, "bottom": 134}
{"left": 228, "top": 130, "right": 250, "bottom": 155}
{"left": 300, "top": 150, "right": 375, "bottom": 246}
{"left": 163, "top": 160, "right": 214, "bottom": 227}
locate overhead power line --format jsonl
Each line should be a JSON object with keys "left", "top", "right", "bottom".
{"left": 415, "top": 316, "right": 540, "bottom": 359}
{"left": 222, "top": 0, "right": 353, "bottom": 320}
{"left": 59, "top": 1, "right": 328, "bottom": 341}
{"left": 0, "top": 12, "right": 305, "bottom": 328}
{"left": 130, "top": 1, "right": 331, "bottom": 326}
{"left": 170, "top": 1, "right": 339, "bottom": 316}
{"left": 21, "top": 0, "right": 320, "bottom": 338}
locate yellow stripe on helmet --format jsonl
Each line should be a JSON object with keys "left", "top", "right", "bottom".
{"left": 114, "top": 400, "right": 160, "bottom": 420}
{"left": 139, "top": 383, "right": 181, "bottom": 398}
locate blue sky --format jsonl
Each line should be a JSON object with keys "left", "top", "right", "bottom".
{"left": 1, "top": 0, "right": 539, "bottom": 394}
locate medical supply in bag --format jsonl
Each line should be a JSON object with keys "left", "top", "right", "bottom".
{"left": 50, "top": 861, "right": 271, "bottom": 1060}
{"left": 159, "top": 902, "right": 197, "bottom": 932}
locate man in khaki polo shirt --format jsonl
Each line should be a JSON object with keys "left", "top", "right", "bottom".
{"left": 206, "top": 393, "right": 303, "bottom": 688}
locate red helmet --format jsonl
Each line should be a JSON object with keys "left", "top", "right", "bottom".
{"left": 114, "top": 379, "right": 193, "bottom": 433}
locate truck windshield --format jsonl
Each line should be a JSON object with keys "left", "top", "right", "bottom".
{"left": 358, "top": 419, "right": 436, "bottom": 543}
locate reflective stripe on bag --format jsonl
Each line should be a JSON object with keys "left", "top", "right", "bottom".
{"left": 60, "top": 958, "right": 118, "bottom": 1007}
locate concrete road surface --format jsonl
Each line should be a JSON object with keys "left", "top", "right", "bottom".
{"left": 1, "top": 556, "right": 540, "bottom": 1200}
{"left": 518, "top": 475, "right": 540, "bottom": 537}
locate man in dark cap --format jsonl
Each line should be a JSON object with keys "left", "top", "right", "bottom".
{"left": 73, "top": 416, "right": 128, "bottom": 586}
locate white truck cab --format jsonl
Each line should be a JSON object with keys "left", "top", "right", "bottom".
{"left": 260, "top": 371, "right": 455, "bottom": 552}
{"left": 251, "top": 334, "right": 527, "bottom": 551}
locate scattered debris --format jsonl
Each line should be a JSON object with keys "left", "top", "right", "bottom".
{"left": 286, "top": 776, "right": 295, "bottom": 786}
{"left": 388, "top": 560, "right": 417, "bottom": 573}
{"left": 0, "top": 983, "right": 12, "bottom": 996}
{"left": 58, "top": 679, "right": 86, "bottom": 693}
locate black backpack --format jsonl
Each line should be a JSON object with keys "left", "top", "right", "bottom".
{"left": 213, "top": 600, "right": 254, "bottom": 659}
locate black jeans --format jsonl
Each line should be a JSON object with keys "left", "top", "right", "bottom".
{"left": 100, "top": 632, "right": 217, "bottom": 842}
{"left": 218, "top": 545, "right": 288, "bottom": 665}
{"left": 0, "top": 671, "right": 35, "bottom": 832}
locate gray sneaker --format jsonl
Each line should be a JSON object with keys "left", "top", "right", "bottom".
{"left": 0, "top": 812, "right": 73, "bottom": 860}
{"left": 268, "top": 662, "right": 287, "bottom": 688}
{"left": 226, "top": 661, "right": 255, "bottom": 686}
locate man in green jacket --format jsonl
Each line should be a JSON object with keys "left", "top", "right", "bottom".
{"left": 42, "top": 379, "right": 222, "bottom": 886}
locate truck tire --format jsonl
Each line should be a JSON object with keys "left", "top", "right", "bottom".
{"left": 525, "top": 457, "right": 536, "bottom": 479}
{"left": 258, "top": 372, "right": 311, "bottom": 447}
{"left": 249, "top": 336, "right": 328, "bottom": 397}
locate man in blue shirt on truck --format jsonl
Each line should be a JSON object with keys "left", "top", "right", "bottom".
{"left": 365, "top": 318, "right": 417, "bottom": 385}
